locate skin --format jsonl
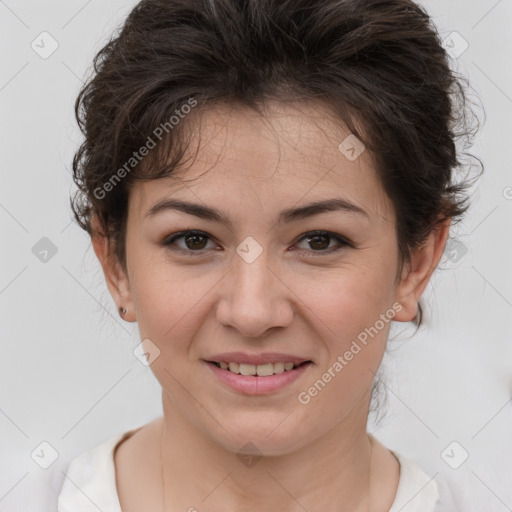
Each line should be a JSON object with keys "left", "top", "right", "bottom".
{"left": 92, "top": 100, "right": 450, "bottom": 511}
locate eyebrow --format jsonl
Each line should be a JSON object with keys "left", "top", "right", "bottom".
{"left": 145, "top": 197, "right": 369, "bottom": 227}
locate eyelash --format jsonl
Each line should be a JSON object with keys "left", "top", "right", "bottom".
{"left": 161, "top": 229, "right": 353, "bottom": 257}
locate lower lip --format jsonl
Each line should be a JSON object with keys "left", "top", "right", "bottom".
{"left": 205, "top": 361, "right": 313, "bottom": 395}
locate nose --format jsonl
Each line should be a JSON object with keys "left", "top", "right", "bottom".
{"left": 215, "top": 248, "right": 294, "bottom": 339}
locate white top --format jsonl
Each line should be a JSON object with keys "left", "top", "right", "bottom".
{"left": 57, "top": 428, "right": 460, "bottom": 512}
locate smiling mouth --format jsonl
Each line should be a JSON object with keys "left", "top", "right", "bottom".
{"left": 207, "top": 360, "right": 312, "bottom": 376}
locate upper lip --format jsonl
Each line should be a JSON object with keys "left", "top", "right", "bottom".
{"left": 205, "top": 352, "right": 312, "bottom": 366}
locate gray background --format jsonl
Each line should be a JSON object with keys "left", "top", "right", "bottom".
{"left": 1, "top": 0, "right": 511, "bottom": 510}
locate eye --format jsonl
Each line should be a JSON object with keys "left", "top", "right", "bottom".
{"left": 162, "top": 230, "right": 218, "bottom": 255}
{"left": 161, "top": 229, "right": 353, "bottom": 257}
{"left": 293, "top": 230, "right": 352, "bottom": 256}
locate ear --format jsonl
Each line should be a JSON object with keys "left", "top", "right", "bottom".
{"left": 90, "top": 214, "right": 136, "bottom": 322}
{"left": 393, "top": 217, "right": 451, "bottom": 322}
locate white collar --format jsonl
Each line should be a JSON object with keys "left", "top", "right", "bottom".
{"left": 58, "top": 428, "right": 139, "bottom": 512}
{"left": 58, "top": 429, "right": 439, "bottom": 512}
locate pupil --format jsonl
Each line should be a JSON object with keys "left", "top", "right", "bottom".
{"left": 186, "top": 234, "right": 207, "bottom": 250}
{"left": 309, "top": 234, "right": 329, "bottom": 250}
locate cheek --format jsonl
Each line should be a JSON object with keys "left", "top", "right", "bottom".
{"left": 129, "top": 262, "right": 217, "bottom": 396}
{"left": 296, "top": 263, "right": 395, "bottom": 343}
{"left": 292, "top": 263, "right": 396, "bottom": 393}
{"left": 129, "top": 254, "right": 220, "bottom": 348}
{"left": 294, "top": 277, "right": 394, "bottom": 424}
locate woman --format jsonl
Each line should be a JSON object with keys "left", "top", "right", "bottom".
{"left": 58, "top": 0, "right": 479, "bottom": 510}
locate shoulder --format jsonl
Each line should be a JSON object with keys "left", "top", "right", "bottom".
{"left": 388, "top": 449, "right": 465, "bottom": 512}
{"left": 57, "top": 425, "right": 144, "bottom": 512}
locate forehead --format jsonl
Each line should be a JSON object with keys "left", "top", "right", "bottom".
{"left": 130, "top": 101, "right": 395, "bottom": 225}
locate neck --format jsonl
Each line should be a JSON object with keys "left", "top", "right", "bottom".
{"left": 160, "top": 390, "right": 375, "bottom": 512}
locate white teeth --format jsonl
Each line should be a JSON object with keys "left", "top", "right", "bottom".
{"left": 273, "top": 362, "right": 285, "bottom": 374}
{"left": 216, "top": 361, "right": 304, "bottom": 376}
{"left": 228, "top": 362, "right": 240, "bottom": 373}
{"left": 239, "top": 363, "right": 256, "bottom": 375}
{"left": 256, "top": 363, "right": 273, "bottom": 376}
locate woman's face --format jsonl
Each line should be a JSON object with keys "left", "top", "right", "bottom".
{"left": 99, "top": 101, "right": 442, "bottom": 455}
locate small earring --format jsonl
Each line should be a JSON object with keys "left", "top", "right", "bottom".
{"left": 119, "top": 306, "right": 127, "bottom": 317}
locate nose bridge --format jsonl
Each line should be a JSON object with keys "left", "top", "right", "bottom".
{"left": 233, "top": 243, "right": 272, "bottom": 303}
{"left": 216, "top": 239, "right": 293, "bottom": 337}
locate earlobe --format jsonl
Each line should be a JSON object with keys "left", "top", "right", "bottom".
{"left": 393, "top": 218, "right": 451, "bottom": 323}
{"left": 90, "top": 214, "right": 136, "bottom": 322}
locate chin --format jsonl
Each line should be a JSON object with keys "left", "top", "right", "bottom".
{"left": 211, "top": 423, "right": 309, "bottom": 458}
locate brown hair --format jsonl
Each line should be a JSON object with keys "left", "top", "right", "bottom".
{"left": 71, "top": 0, "right": 482, "bottom": 328}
